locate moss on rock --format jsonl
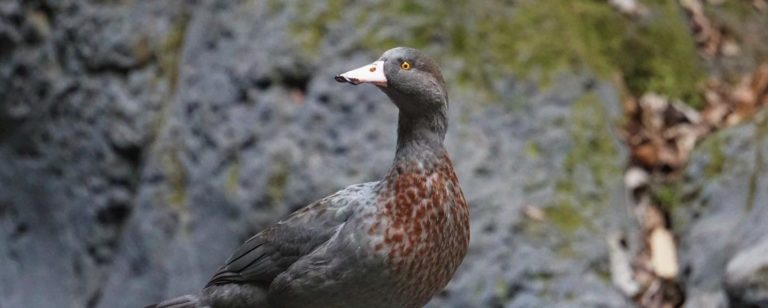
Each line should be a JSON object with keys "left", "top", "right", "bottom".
{"left": 489, "top": 0, "right": 705, "bottom": 106}
{"left": 548, "top": 92, "right": 623, "bottom": 234}
{"left": 289, "top": 0, "right": 707, "bottom": 106}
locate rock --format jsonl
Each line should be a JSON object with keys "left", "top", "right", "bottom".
{"left": 425, "top": 76, "right": 631, "bottom": 308}
{"left": 674, "top": 112, "right": 768, "bottom": 308}
{"left": 4, "top": 1, "right": 764, "bottom": 308}
{"left": 724, "top": 237, "right": 768, "bottom": 307}
{"left": 0, "top": 1, "right": 181, "bottom": 307}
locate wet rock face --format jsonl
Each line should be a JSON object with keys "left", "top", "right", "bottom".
{"left": 427, "top": 78, "right": 630, "bottom": 308}
{"left": 725, "top": 239, "right": 768, "bottom": 307}
{"left": 0, "top": 1, "right": 631, "bottom": 307}
{"left": 0, "top": 1, "right": 403, "bottom": 307}
{"left": 0, "top": 1, "right": 764, "bottom": 308}
{"left": 675, "top": 114, "right": 768, "bottom": 307}
{"left": 0, "top": 1, "right": 177, "bottom": 307}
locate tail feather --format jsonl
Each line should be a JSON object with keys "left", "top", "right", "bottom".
{"left": 145, "top": 294, "right": 201, "bottom": 308}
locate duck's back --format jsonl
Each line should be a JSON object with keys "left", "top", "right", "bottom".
{"left": 202, "top": 182, "right": 378, "bottom": 308}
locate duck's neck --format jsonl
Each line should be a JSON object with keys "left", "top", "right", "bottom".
{"left": 393, "top": 110, "right": 447, "bottom": 164}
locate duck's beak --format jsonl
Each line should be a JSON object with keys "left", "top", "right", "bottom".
{"left": 335, "top": 61, "right": 387, "bottom": 87}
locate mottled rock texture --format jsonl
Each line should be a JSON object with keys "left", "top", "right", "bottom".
{"left": 676, "top": 113, "right": 768, "bottom": 308}
{"left": 0, "top": 1, "right": 765, "bottom": 308}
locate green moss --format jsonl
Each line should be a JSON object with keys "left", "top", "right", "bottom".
{"left": 155, "top": 14, "right": 190, "bottom": 210}
{"left": 543, "top": 201, "right": 584, "bottom": 234}
{"left": 225, "top": 159, "right": 241, "bottom": 196}
{"left": 493, "top": 278, "right": 509, "bottom": 301}
{"left": 554, "top": 179, "right": 576, "bottom": 195}
{"left": 711, "top": 0, "right": 759, "bottom": 20}
{"left": 288, "top": 0, "right": 706, "bottom": 105}
{"left": 596, "top": 266, "right": 612, "bottom": 283}
{"left": 704, "top": 136, "right": 726, "bottom": 178}
{"left": 518, "top": 213, "right": 549, "bottom": 239}
{"left": 490, "top": 0, "right": 705, "bottom": 105}
{"left": 652, "top": 183, "right": 683, "bottom": 210}
{"left": 757, "top": 265, "right": 768, "bottom": 287}
{"left": 746, "top": 147, "right": 762, "bottom": 212}
{"left": 525, "top": 141, "right": 541, "bottom": 160}
{"left": 618, "top": 0, "right": 706, "bottom": 107}
{"left": 149, "top": 12, "right": 189, "bottom": 138}
{"left": 360, "top": 1, "right": 468, "bottom": 50}
{"left": 131, "top": 35, "right": 152, "bottom": 66}
{"left": 554, "top": 238, "right": 578, "bottom": 258}
{"left": 564, "top": 93, "right": 621, "bottom": 187}
{"left": 159, "top": 13, "right": 189, "bottom": 93}
{"left": 161, "top": 146, "right": 187, "bottom": 209}
{"left": 290, "top": 0, "right": 496, "bottom": 91}
{"left": 747, "top": 114, "right": 768, "bottom": 211}
{"left": 289, "top": 0, "right": 346, "bottom": 52}
{"left": 488, "top": 0, "right": 624, "bottom": 82}
{"left": 266, "top": 160, "right": 289, "bottom": 204}
{"left": 547, "top": 92, "right": 623, "bottom": 234}
{"left": 533, "top": 271, "right": 555, "bottom": 283}
{"left": 266, "top": 0, "right": 286, "bottom": 14}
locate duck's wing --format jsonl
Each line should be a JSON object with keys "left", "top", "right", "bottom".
{"left": 205, "top": 183, "right": 375, "bottom": 288}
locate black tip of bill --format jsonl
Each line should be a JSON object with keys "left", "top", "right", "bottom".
{"left": 334, "top": 75, "right": 348, "bottom": 83}
{"left": 335, "top": 75, "right": 361, "bottom": 85}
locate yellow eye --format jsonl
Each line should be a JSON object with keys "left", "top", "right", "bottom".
{"left": 400, "top": 61, "right": 411, "bottom": 70}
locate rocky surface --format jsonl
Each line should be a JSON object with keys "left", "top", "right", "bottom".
{"left": 0, "top": 1, "right": 765, "bottom": 308}
{"left": 675, "top": 112, "right": 768, "bottom": 308}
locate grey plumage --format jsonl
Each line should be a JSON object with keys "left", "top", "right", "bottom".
{"left": 147, "top": 294, "right": 201, "bottom": 308}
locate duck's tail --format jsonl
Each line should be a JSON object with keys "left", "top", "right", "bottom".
{"left": 145, "top": 294, "right": 202, "bottom": 308}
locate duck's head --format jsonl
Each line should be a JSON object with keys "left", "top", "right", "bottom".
{"left": 335, "top": 47, "right": 448, "bottom": 117}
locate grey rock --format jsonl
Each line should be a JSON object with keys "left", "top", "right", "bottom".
{"left": 0, "top": 1, "right": 657, "bottom": 307}
{"left": 426, "top": 77, "right": 631, "bottom": 308}
{"left": 725, "top": 237, "right": 768, "bottom": 307}
{"left": 675, "top": 113, "right": 768, "bottom": 308}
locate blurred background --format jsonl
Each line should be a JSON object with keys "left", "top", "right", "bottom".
{"left": 1, "top": 0, "right": 767, "bottom": 307}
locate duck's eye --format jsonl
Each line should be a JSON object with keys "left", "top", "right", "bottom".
{"left": 400, "top": 61, "right": 411, "bottom": 70}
